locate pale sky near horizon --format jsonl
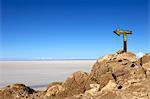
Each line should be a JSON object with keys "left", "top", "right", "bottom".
{"left": 1, "top": 0, "right": 150, "bottom": 59}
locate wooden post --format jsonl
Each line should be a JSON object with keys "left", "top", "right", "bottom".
{"left": 123, "top": 33, "right": 127, "bottom": 52}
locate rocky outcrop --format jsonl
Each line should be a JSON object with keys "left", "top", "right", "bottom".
{"left": 0, "top": 84, "right": 44, "bottom": 99}
{"left": 62, "top": 71, "right": 88, "bottom": 96}
{"left": 0, "top": 50, "right": 150, "bottom": 99}
{"left": 141, "top": 53, "right": 150, "bottom": 64}
{"left": 45, "top": 82, "right": 63, "bottom": 97}
{"left": 97, "top": 50, "right": 136, "bottom": 63}
{"left": 141, "top": 54, "right": 150, "bottom": 78}
{"left": 66, "top": 50, "right": 149, "bottom": 99}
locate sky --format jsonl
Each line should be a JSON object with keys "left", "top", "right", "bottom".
{"left": 1, "top": 0, "right": 150, "bottom": 59}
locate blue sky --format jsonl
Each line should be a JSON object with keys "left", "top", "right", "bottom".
{"left": 1, "top": 0, "right": 149, "bottom": 59}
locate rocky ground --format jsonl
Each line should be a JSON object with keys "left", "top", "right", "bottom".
{"left": 0, "top": 50, "right": 150, "bottom": 99}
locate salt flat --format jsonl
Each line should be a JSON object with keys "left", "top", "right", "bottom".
{"left": 0, "top": 60, "right": 95, "bottom": 90}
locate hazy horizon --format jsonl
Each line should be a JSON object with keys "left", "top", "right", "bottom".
{"left": 0, "top": 58, "right": 96, "bottom": 61}
{"left": 0, "top": 60, "right": 96, "bottom": 89}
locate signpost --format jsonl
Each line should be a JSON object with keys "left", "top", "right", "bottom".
{"left": 114, "top": 29, "right": 132, "bottom": 52}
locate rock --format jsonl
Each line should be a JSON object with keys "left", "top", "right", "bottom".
{"left": 115, "top": 52, "right": 136, "bottom": 62}
{"left": 0, "top": 84, "right": 38, "bottom": 99}
{"left": 109, "top": 59, "right": 146, "bottom": 85}
{"left": 45, "top": 82, "right": 64, "bottom": 97}
{"left": 77, "top": 80, "right": 119, "bottom": 99}
{"left": 62, "top": 71, "right": 88, "bottom": 96}
{"left": 136, "top": 53, "right": 150, "bottom": 66}
{"left": 100, "top": 80, "right": 117, "bottom": 93}
{"left": 142, "top": 62, "right": 150, "bottom": 78}
{"left": 97, "top": 51, "right": 136, "bottom": 63}
{"left": 143, "top": 62, "right": 150, "bottom": 71}
{"left": 97, "top": 54, "right": 115, "bottom": 62}
{"left": 84, "top": 84, "right": 100, "bottom": 96}
{"left": 116, "top": 49, "right": 125, "bottom": 54}
{"left": 141, "top": 54, "right": 150, "bottom": 64}
{"left": 85, "top": 61, "right": 114, "bottom": 90}
{"left": 97, "top": 72, "right": 114, "bottom": 89}
{"left": 118, "top": 79, "right": 150, "bottom": 99}
{"left": 96, "top": 80, "right": 120, "bottom": 99}
{"left": 97, "top": 92, "right": 120, "bottom": 99}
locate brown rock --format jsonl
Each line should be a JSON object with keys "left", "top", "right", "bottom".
{"left": 118, "top": 79, "right": 150, "bottom": 99}
{"left": 142, "top": 62, "right": 150, "bottom": 78}
{"left": 100, "top": 80, "right": 117, "bottom": 93}
{"left": 143, "top": 62, "right": 150, "bottom": 71}
{"left": 97, "top": 54, "right": 115, "bottom": 62}
{"left": 85, "top": 61, "right": 114, "bottom": 90}
{"left": 62, "top": 71, "right": 88, "bottom": 96}
{"left": 141, "top": 53, "right": 150, "bottom": 64}
{"left": 136, "top": 53, "right": 150, "bottom": 66}
{"left": 0, "top": 84, "right": 37, "bottom": 99}
{"left": 116, "top": 52, "right": 136, "bottom": 62}
{"left": 116, "top": 49, "right": 125, "bottom": 54}
{"left": 45, "top": 82, "right": 64, "bottom": 97}
{"left": 84, "top": 83, "right": 100, "bottom": 97}
{"left": 98, "top": 91, "right": 120, "bottom": 99}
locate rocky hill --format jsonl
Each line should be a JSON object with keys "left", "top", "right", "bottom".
{"left": 0, "top": 50, "right": 150, "bottom": 99}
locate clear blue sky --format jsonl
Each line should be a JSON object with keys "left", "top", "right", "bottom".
{"left": 1, "top": 0, "right": 149, "bottom": 59}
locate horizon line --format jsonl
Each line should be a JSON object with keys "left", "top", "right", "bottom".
{"left": 0, "top": 59, "right": 96, "bottom": 61}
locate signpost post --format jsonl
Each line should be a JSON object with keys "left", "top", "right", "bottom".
{"left": 114, "top": 29, "right": 132, "bottom": 52}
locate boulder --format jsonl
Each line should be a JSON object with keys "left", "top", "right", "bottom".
{"left": 85, "top": 61, "right": 114, "bottom": 90}
{"left": 84, "top": 83, "right": 100, "bottom": 97}
{"left": 97, "top": 51, "right": 136, "bottom": 63}
{"left": 100, "top": 80, "right": 117, "bottom": 93}
{"left": 116, "top": 49, "right": 125, "bottom": 54}
{"left": 0, "top": 84, "right": 37, "bottom": 99}
{"left": 45, "top": 82, "right": 64, "bottom": 97}
{"left": 97, "top": 54, "right": 115, "bottom": 62}
{"left": 115, "top": 52, "right": 136, "bottom": 62}
{"left": 141, "top": 53, "right": 150, "bottom": 64}
{"left": 136, "top": 53, "right": 150, "bottom": 66}
{"left": 118, "top": 79, "right": 150, "bottom": 99}
{"left": 62, "top": 71, "right": 88, "bottom": 96}
{"left": 142, "top": 62, "right": 150, "bottom": 78}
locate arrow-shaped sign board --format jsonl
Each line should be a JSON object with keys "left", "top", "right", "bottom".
{"left": 114, "top": 29, "right": 132, "bottom": 36}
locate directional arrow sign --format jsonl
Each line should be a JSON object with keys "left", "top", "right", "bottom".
{"left": 113, "top": 29, "right": 132, "bottom": 36}
{"left": 113, "top": 28, "right": 132, "bottom": 52}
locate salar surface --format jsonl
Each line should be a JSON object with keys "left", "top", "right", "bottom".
{"left": 0, "top": 60, "right": 95, "bottom": 90}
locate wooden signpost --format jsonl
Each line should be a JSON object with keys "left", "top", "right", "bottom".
{"left": 114, "top": 29, "right": 132, "bottom": 52}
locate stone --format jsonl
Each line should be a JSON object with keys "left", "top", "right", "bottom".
{"left": 115, "top": 52, "right": 136, "bottom": 62}
{"left": 100, "top": 80, "right": 117, "bottom": 93}
{"left": 136, "top": 53, "right": 150, "bottom": 66}
{"left": 85, "top": 61, "right": 114, "bottom": 90}
{"left": 45, "top": 84, "right": 63, "bottom": 97}
{"left": 62, "top": 71, "right": 88, "bottom": 96}
{"left": 116, "top": 49, "right": 125, "bottom": 54}
{"left": 84, "top": 84, "right": 100, "bottom": 96}
{"left": 97, "top": 54, "right": 115, "bottom": 62}
{"left": 141, "top": 54, "right": 150, "bottom": 64}
{"left": 0, "top": 84, "right": 38, "bottom": 99}
{"left": 142, "top": 62, "right": 150, "bottom": 78}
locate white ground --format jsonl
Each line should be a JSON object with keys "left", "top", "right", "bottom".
{"left": 0, "top": 60, "right": 95, "bottom": 90}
